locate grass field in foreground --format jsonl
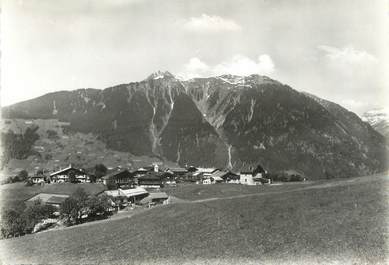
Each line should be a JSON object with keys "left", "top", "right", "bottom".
{"left": 0, "top": 175, "right": 387, "bottom": 264}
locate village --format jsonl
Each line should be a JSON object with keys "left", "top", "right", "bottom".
{"left": 0, "top": 161, "right": 307, "bottom": 237}
{"left": 28, "top": 163, "right": 275, "bottom": 207}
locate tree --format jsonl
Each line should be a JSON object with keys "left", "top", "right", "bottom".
{"left": 0, "top": 209, "right": 26, "bottom": 238}
{"left": 18, "top": 170, "right": 28, "bottom": 181}
{"left": 22, "top": 200, "right": 56, "bottom": 233}
{"left": 60, "top": 188, "right": 89, "bottom": 225}
{"left": 94, "top": 164, "right": 108, "bottom": 179}
{"left": 60, "top": 197, "right": 79, "bottom": 225}
{"left": 85, "top": 195, "right": 111, "bottom": 218}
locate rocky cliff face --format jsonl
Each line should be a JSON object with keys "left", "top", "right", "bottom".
{"left": 2, "top": 71, "right": 387, "bottom": 178}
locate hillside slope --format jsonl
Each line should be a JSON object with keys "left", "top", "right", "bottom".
{"left": 0, "top": 175, "right": 387, "bottom": 264}
{"left": 2, "top": 72, "right": 387, "bottom": 178}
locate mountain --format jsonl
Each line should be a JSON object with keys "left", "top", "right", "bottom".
{"left": 2, "top": 71, "right": 387, "bottom": 179}
{"left": 362, "top": 109, "right": 389, "bottom": 139}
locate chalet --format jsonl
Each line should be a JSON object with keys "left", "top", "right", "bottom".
{"left": 239, "top": 166, "right": 255, "bottom": 185}
{"left": 25, "top": 193, "right": 69, "bottom": 208}
{"left": 103, "top": 187, "right": 149, "bottom": 204}
{"left": 138, "top": 172, "right": 164, "bottom": 188}
{"left": 160, "top": 172, "right": 176, "bottom": 186}
{"left": 240, "top": 164, "right": 270, "bottom": 185}
{"left": 133, "top": 164, "right": 158, "bottom": 178}
{"left": 139, "top": 192, "right": 169, "bottom": 206}
{"left": 166, "top": 167, "right": 188, "bottom": 177}
{"left": 210, "top": 170, "right": 240, "bottom": 184}
{"left": 102, "top": 169, "right": 135, "bottom": 188}
{"left": 30, "top": 175, "right": 46, "bottom": 184}
{"left": 49, "top": 165, "right": 88, "bottom": 183}
{"left": 193, "top": 168, "right": 220, "bottom": 179}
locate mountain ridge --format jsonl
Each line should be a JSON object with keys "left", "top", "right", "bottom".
{"left": 2, "top": 72, "right": 387, "bottom": 178}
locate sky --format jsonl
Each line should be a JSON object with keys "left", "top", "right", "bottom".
{"left": 1, "top": 0, "right": 388, "bottom": 115}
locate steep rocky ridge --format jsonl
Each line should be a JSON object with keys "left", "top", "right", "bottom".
{"left": 2, "top": 72, "right": 387, "bottom": 178}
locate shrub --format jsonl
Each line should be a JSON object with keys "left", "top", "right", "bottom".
{"left": 94, "top": 164, "right": 108, "bottom": 179}
{"left": 85, "top": 195, "right": 111, "bottom": 218}
{"left": 22, "top": 200, "right": 56, "bottom": 233}
{"left": 0, "top": 209, "right": 26, "bottom": 238}
{"left": 60, "top": 197, "right": 80, "bottom": 225}
{"left": 18, "top": 170, "right": 28, "bottom": 181}
{"left": 59, "top": 188, "right": 88, "bottom": 225}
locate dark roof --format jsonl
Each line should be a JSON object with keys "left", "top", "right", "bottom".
{"left": 40, "top": 183, "right": 107, "bottom": 196}
{"left": 240, "top": 165, "right": 254, "bottom": 174}
{"left": 26, "top": 193, "right": 69, "bottom": 204}
{"left": 50, "top": 166, "right": 85, "bottom": 177}
{"left": 46, "top": 196, "right": 68, "bottom": 205}
{"left": 253, "top": 164, "right": 266, "bottom": 175}
{"left": 168, "top": 168, "right": 188, "bottom": 173}
{"left": 103, "top": 169, "right": 134, "bottom": 180}
{"left": 138, "top": 172, "right": 163, "bottom": 181}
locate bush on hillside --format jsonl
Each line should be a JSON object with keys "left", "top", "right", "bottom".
{"left": 21, "top": 200, "right": 56, "bottom": 233}
{"left": 60, "top": 188, "right": 110, "bottom": 225}
{"left": 0, "top": 200, "right": 55, "bottom": 238}
{"left": 0, "top": 209, "right": 26, "bottom": 238}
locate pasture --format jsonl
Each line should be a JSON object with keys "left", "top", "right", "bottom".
{"left": 0, "top": 174, "right": 387, "bottom": 264}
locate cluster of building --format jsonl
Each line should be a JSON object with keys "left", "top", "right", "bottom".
{"left": 30, "top": 163, "right": 272, "bottom": 187}
{"left": 26, "top": 163, "right": 273, "bottom": 211}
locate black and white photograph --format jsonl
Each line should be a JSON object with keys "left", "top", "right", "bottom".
{"left": 0, "top": 0, "right": 388, "bottom": 264}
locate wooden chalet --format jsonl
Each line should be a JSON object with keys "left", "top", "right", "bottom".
{"left": 31, "top": 174, "right": 46, "bottom": 184}
{"left": 239, "top": 165, "right": 255, "bottom": 185}
{"left": 139, "top": 192, "right": 169, "bottom": 205}
{"left": 103, "top": 187, "right": 149, "bottom": 205}
{"left": 102, "top": 169, "right": 135, "bottom": 188}
{"left": 49, "top": 165, "right": 88, "bottom": 183}
{"left": 210, "top": 170, "right": 240, "bottom": 184}
{"left": 138, "top": 172, "right": 164, "bottom": 188}
{"left": 166, "top": 167, "right": 188, "bottom": 177}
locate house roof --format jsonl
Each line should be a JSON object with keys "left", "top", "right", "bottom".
{"left": 167, "top": 168, "right": 188, "bottom": 173}
{"left": 46, "top": 196, "right": 69, "bottom": 205}
{"left": 50, "top": 166, "right": 85, "bottom": 177}
{"left": 196, "top": 168, "right": 219, "bottom": 174}
{"left": 40, "top": 183, "right": 107, "bottom": 196}
{"left": 120, "top": 187, "right": 148, "bottom": 197}
{"left": 102, "top": 169, "right": 134, "bottom": 180}
{"left": 138, "top": 172, "right": 163, "bottom": 181}
{"left": 104, "top": 189, "right": 126, "bottom": 197}
{"left": 139, "top": 192, "right": 168, "bottom": 204}
{"left": 209, "top": 170, "right": 227, "bottom": 179}
{"left": 26, "top": 193, "right": 69, "bottom": 204}
{"left": 239, "top": 165, "right": 254, "bottom": 174}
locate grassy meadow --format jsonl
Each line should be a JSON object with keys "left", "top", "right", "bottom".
{"left": 0, "top": 174, "right": 387, "bottom": 264}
